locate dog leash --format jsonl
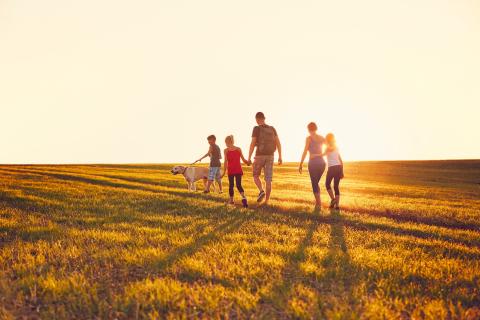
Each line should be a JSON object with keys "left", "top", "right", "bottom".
{"left": 183, "top": 160, "right": 200, "bottom": 174}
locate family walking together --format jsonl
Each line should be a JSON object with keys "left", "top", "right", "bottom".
{"left": 194, "top": 112, "right": 344, "bottom": 210}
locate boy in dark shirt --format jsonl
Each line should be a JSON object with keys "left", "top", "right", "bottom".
{"left": 197, "top": 135, "right": 223, "bottom": 193}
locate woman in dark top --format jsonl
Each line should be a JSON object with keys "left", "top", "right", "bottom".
{"left": 298, "top": 122, "right": 326, "bottom": 209}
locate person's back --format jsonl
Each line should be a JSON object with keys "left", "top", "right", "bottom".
{"left": 326, "top": 147, "right": 341, "bottom": 167}
{"left": 298, "top": 122, "right": 326, "bottom": 209}
{"left": 309, "top": 134, "right": 325, "bottom": 156}
{"left": 248, "top": 112, "right": 283, "bottom": 205}
{"left": 224, "top": 135, "right": 248, "bottom": 207}
{"left": 210, "top": 143, "right": 222, "bottom": 167}
{"left": 226, "top": 148, "right": 243, "bottom": 175}
{"left": 255, "top": 124, "right": 277, "bottom": 156}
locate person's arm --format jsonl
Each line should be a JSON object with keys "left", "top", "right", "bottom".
{"left": 299, "top": 137, "right": 310, "bottom": 174}
{"left": 321, "top": 145, "right": 332, "bottom": 157}
{"left": 239, "top": 148, "right": 249, "bottom": 164}
{"left": 222, "top": 149, "right": 228, "bottom": 177}
{"left": 197, "top": 146, "right": 212, "bottom": 162}
{"left": 275, "top": 136, "right": 283, "bottom": 165}
{"left": 339, "top": 154, "right": 344, "bottom": 178}
{"left": 248, "top": 137, "right": 256, "bottom": 165}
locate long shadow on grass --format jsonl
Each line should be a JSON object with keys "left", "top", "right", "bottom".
{"left": 257, "top": 209, "right": 357, "bottom": 318}
{"left": 258, "top": 213, "right": 319, "bottom": 318}
{"left": 257, "top": 204, "right": 480, "bottom": 249}
{"left": 0, "top": 168, "right": 154, "bottom": 193}
{"left": 0, "top": 167, "right": 229, "bottom": 207}
{"left": 5, "top": 174, "right": 480, "bottom": 253}
{"left": 0, "top": 225, "right": 62, "bottom": 248}
{"left": 38, "top": 166, "right": 480, "bottom": 250}
{"left": 345, "top": 217, "right": 480, "bottom": 249}
{"left": 329, "top": 214, "right": 480, "bottom": 312}
{"left": 151, "top": 211, "right": 251, "bottom": 272}
{"left": 4, "top": 166, "right": 480, "bottom": 232}
{"left": 0, "top": 190, "right": 47, "bottom": 213}
{"left": 110, "top": 210, "right": 253, "bottom": 292}
{"left": 315, "top": 209, "right": 357, "bottom": 318}
{"left": 0, "top": 186, "right": 238, "bottom": 252}
{"left": 93, "top": 211, "right": 252, "bottom": 295}
{"left": 0, "top": 167, "right": 182, "bottom": 191}
{"left": 3, "top": 168, "right": 479, "bottom": 251}
{"left": 0, "top": 168, "right": 231, "bottom": 226}
{"left": 268, "top": 194, "right": 480, "bottom": 232}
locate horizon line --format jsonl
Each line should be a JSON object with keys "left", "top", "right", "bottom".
{"left": 1, "top": 158, "right": 479, "bottom": 166}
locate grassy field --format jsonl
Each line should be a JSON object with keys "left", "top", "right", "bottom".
{"left": 0, "top": 161, "right": 479, "bottom": 319}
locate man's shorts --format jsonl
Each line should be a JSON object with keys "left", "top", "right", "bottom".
{"left": 253, "top": 155, "right": 274, "bottom": 182}
{"left": 208, "top": 167, "right": 221, "bottom": 181}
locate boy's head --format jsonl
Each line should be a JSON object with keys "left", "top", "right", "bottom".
{"left": 255, "top": 112, "right": 265, "bottom": 125}
{"left": 207, "top": 135, "right": 216, "bottom": 145}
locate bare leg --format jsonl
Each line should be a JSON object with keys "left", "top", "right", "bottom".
{"left": 335, "top": 195, "right": 340, "bottom": 207}
{"left": 204, "top": 180, "right": 213, "bottom": 192}
{"left": 264, "top": 181, "right": 272, "bottom": 204}
{"left": 253, "top": 176, "right": 264, "bottom": 192}
{"left": 327, "top": 189, "right": 335, "bottom": 201}
{"left": 314, "top": 192, "right": 321, "bottom": 207}
{"left": 217, "top": 180, "right": 223, "bottom": 193}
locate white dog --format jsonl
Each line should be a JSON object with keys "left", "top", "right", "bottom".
{"left": 171, "top": 166, "right": 222, "bottom": 192}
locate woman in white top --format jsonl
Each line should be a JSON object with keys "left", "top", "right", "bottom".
{"left": 324, "top": 133, "right": 344, "bottom": 209}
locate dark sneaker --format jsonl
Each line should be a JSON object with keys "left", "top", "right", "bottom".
{"left": 329, "top": 199, "right": 336, "bottom": 209}
{"left": 257, "top": 191, "right": 266, "bottom": 203}
{"left": 242, "top": 198, "right": 248, "bottom": 208}
{"left": 203, "top": 190, "right": 210, "bottom": 194}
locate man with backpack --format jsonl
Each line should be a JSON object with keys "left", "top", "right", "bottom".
{"left": 247, "top": 112, "right": 283, "bottom": 205}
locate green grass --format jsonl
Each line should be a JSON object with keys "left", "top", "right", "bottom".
{"left": 0, "top": 161, "right": 479, "bottom": 319}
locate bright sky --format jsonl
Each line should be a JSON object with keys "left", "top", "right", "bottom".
{"left": 1, "top": 0, "right": 479, "bottom": 164}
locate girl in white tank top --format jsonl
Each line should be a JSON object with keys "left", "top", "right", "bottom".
{"left": 325, "top": 133, "right": 344, "bottom": 209}
{"left": 327, "top": 149, "right": 342, "bottom": 167}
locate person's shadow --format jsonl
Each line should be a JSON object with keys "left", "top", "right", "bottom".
{"left": 319, "top": 208, "right": 356, "bottom": 310}
{"left": 327, "top": 208, "right": 348, "bottom": 253}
